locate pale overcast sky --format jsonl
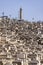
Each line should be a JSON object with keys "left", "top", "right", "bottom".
{"left": 0, "top": 0, "right": 43, "bottom": 21}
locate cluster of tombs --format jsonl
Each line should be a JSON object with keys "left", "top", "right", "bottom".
{"left": 0, "top": 16, "right": 43, "bottom": 65}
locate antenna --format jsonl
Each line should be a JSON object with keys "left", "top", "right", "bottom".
{"left": 2, "top": 12, "right": 4, "bottom": 16}
{"left": 2, "top": 12, "right": 4, "bottom": 22}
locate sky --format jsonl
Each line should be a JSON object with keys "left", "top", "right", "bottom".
{"left": 0, "top": 0, "right": 43, "bottom": 21}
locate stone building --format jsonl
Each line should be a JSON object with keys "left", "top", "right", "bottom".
{"left": 0, "top": 9, "right": 43, "bottom": 65}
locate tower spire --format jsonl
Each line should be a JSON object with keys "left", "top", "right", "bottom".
{"left": 20, "top": 8, "right": 22, "bottom": 20}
